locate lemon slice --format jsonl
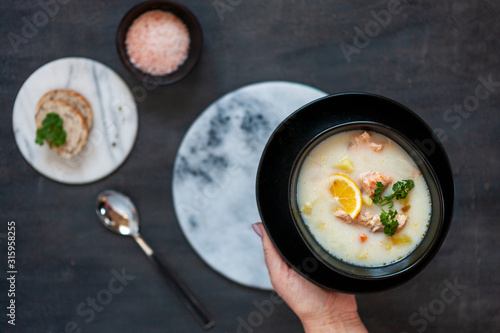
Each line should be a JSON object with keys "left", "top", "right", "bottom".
{"left": 329, "top": 173, "right": 362, "bottom": 219}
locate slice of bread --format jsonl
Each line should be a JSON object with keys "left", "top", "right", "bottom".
{"left": 35, "top": 100, "right": 88, "bottom": 158}
{"left": 37, "top": 89, "right": 93, "bottom": 130}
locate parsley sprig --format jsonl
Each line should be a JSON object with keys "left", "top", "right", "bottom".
{"left": 380, "top": 209, "right": 399, "bottom": 237}
{"left": 35, "top": 113, "right": 66, "bottom": 147}
{"left": 372, "top": 179, "right": 414, "bottom": 237}
{"left": 372, "top": 179, "right": 415, "bottom": 208}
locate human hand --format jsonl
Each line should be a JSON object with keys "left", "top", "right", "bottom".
{"left": 253, "top": 223, "right": 367, "bottom": 333}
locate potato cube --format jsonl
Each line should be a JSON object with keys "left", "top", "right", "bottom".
{"left": 362, "top": 195, "right": 373, "bottom": 206}
{"left": 334, "top": 156, "right": 354, "bottom": 173}
{"left": 301, "top": 202, "right": 313, "bottom": 215}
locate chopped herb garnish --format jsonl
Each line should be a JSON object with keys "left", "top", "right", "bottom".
{"left": 372, "top": 182, "right": 385, "bottom": 203}
{"left": 392, "top": 180, "right": 415, "bottom": 200}
{"left": 372, "top": 180, "right": 415, "bottom": 208}
{"left": 381, "top": 209, "right": 399, "bottom": 237}
{"left": 35, "top": 113, "right": 66, "bottom": 147}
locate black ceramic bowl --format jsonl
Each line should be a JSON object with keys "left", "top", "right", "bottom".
{"left": 256, "top": 92, "right": 454, "bottom": 293}
{"left": 116, "top": 1, "right": 202, "bottom": 85}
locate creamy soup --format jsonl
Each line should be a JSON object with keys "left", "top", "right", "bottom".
{"left": 297, "top": 130, "right": 431, "bottom": 267}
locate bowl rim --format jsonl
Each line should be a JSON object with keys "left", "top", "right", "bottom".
{"left": 116, "top": 0, "right": 203, "bottom": 85}
{"left": 256, "top": 92, "right": 455, "bottom": 293}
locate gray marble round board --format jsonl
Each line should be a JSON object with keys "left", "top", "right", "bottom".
{"left": 12, "top": 57, "right": 138, "bottom": 184}
{"left": 172, "top": 81, "right": 327, "bottom": 290}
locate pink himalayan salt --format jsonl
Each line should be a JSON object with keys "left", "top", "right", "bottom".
{"left": 125, "top": 10, "right": 190, "bottom": 76}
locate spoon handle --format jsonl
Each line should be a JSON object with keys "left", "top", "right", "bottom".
{"left": 133, "top": 234, "right": 215, "bottom": 330}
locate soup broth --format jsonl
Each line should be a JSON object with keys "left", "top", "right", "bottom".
{"left": 297, "top": 130, "right": 431, "bottom": 267}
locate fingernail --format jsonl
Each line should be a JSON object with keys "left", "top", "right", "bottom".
{"left": 252, "top": 223, "right": 263, "bottom": 238}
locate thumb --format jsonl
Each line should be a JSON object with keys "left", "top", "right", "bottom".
{"left": 253, "top": 222, "right": 290, "bottom": 283}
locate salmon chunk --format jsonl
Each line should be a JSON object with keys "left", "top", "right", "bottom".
{"left": 395, "top": 214, "right": 408, "bottom": 231}
{"left": 335, "top": 209, "right": 407, "bottom": 233}
{"left": 335, "top": 210, "right": 383, "bottom": 232}
{"left": 335, "top": 210, "right": 384, "bottom": 232}
{"left": 334, "top": 209, "right": 352, "bottom": 222}
{"left": 358, "top": 171, "right": 393, "bottom": 197}
{"left": 350, "top": 131, "right": 384, "bottom": 152}
{"left": 367, "top": 214, "right": 383, "bottom": 232}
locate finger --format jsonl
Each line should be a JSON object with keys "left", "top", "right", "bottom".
{"left": 256, "top": 223, "right": 290, "bottom": 279}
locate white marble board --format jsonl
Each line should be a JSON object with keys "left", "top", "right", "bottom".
{"left": 12, "top": 57, "right": 138, "bottom": 184}
{"left": 172, "top": 81, "right": 327, "bottom": 289}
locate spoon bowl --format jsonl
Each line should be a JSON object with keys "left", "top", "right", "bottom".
{"left": 96, "top": 190, "right": 139, "bottom": 236}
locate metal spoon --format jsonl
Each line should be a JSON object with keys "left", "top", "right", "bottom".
{"left": 96, "top": 190, "right": 214, "bottom": 330}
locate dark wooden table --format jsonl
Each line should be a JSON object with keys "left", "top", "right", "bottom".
{"left": 1, "top": 1, "right": 499, "bottom": 332}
